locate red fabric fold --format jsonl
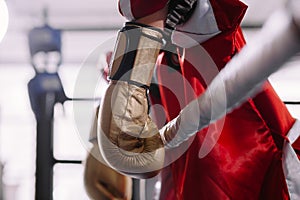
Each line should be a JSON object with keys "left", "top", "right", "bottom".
{"left": 155, "top": 0, "right": 297, "bottom": 199}
{"left": 117, "top": 0, "right": 300, "bottom": 199}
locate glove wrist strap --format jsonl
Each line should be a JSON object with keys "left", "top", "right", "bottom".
{"left": 109, "top": 22, "right": 164, "bottom": 87}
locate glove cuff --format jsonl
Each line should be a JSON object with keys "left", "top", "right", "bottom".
{"left": 109, "top": 22, "right": 164, "bottom": 88}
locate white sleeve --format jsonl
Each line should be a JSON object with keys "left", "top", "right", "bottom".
{"left": 171, "top": 0, "right": 221, "bottom": 48}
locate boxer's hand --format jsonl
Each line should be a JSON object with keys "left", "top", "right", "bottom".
{"left": 98, "top": 0, "right": 199, "bottom": 176}
{"left": 98, "top": 22, "right": 165, "bottom": 179}
{"left": 84, "top": 144, "right": 132, "bottom": 200}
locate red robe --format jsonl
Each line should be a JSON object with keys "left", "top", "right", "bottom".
{"left": 118, "top": 0, "right": 300, "bottom": 199}
{"left": 155, "top": 1, "right": 298, "bottom": 199}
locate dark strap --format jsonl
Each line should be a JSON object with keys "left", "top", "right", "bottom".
{"left": 109, "top": 22, "right": 163, "bottom": 87}
{"left": 165, "top": 0, "right": 198, "bottom": 30}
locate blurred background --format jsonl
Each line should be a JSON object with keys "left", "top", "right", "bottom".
{"left": 0, "top": 0, "right": 299, "bottom": 199}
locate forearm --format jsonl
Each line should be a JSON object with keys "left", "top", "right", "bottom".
{"left": 135, "top": 6, "right": 167, "bottom": 28}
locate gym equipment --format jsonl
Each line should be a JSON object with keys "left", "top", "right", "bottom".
{"left": 27, "top": 19, "right": 96, "bottom": 200}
